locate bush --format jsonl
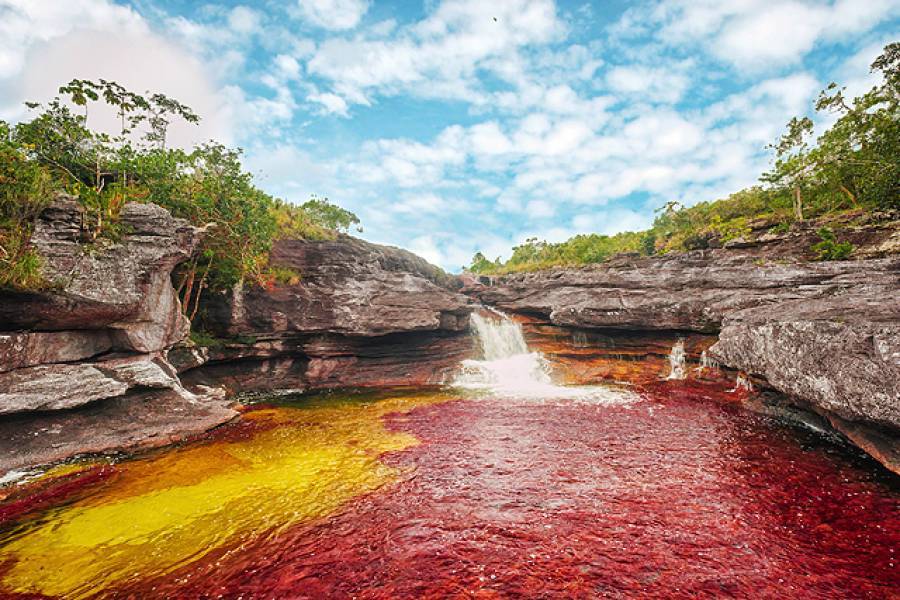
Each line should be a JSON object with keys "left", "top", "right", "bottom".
{"left": 0, "top": 79, "right": 360, "bottom": 312}
{"left": 811, "top": 227, "right": 854, "bottom": 260}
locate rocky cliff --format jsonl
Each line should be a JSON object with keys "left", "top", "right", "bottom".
{"left": 0, "top": 200, "right": 475, "bottom": 478}
{"left": 180, "top": 235, "right": 474, "bottom": 392}
{"left": 0, "top": 197, "right": 236, "bottom": 475}
{"left": 465, "top": 249, "right": 900, "bottom": 472}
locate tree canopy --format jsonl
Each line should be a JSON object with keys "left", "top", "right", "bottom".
{"left": 0, "top": 78, "right": 360, "bottom": 317}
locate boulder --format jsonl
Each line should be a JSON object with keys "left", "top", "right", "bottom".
{"left": 710, "top": 293, "right": 900, "bottom": 430}
{"left": 0, "top": 198, "right": 202, "bottom": 353}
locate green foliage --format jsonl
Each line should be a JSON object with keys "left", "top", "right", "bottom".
{"left": 470, "top": 43, "right": 899, "bottom": 275}
{"left": 811, "top": 227, "right": 854, "bottom": 261}
{"left": 263, "top": 265, "right": 302, "bottom": 287}
{"left": 0, "top": 121, "right": 53, "bottom": 289}
{"left": 298, "top": 196, "right": 361, "bottom": 233}
{"left": 0, "top": 79, "right": 359, "bottom": 305}
{"left": 467, "top": 252, "right": 499, "bottom": 273}
{"left": 189, "top": 329, "right": 225, "bottom": 349}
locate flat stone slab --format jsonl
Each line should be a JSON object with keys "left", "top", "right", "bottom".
{"left": 0, "top": 388, "right": 238, "bottom": 477}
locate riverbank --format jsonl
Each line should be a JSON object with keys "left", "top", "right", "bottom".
{"left": 0, "top": 199, "right": 898, "bottom": 476}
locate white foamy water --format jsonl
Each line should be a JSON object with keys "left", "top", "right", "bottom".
{"left": 452, "top": 310, "right": 638, "bottom": 404}
{"left": 666, "top": 340, "right": 687, "bottom": 380}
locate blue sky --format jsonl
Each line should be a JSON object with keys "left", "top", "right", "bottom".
{"left": 1, "top": 0, "right": 898, "bottom": 270}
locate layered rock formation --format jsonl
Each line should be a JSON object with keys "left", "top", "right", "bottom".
{"left": 182, "top": 235, "right": 474, "bottom": 391}
{"left": 466, "top": 250, "right": 900, "bottom": 472}
{"left": 0, "top": 201, "right": 474, "bottom": 477}
{"left": 0, "top": 198, "right": 236, "bottom": 475}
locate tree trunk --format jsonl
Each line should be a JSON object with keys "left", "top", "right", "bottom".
{"left": 839, "top": 184, "right": 858, "bottom": 207}
{"left": 181, "top": 266, "right": 197, "bottom": 318}
{"left": 793, "top": 186, "right": 803, "bottom": 221}
{"left": 189, "top": 258, "right": 212, "bottom": 321}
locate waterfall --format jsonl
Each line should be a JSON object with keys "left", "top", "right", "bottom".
{"left": 470, "top": 311, "right": 531, "bottom": 360}
{"left": 452, "top": 310, "right": 636, "bottom": 404}
{"left": 695, "top": 350, "right": 720, "bottom": 374}
{"left": 666, "top": 340, "right": 687, "bottom": 380}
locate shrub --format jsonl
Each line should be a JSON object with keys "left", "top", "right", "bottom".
{"left": 811, "top": 227, "right": 854, "bottom": 260}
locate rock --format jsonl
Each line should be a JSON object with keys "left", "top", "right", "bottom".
{"left": 0, "top": 364, "right": 129, "bottom": 415}
{"left": 0, "top": 200, "right": 234, "bottom": 477}
{"left": 710, "top": 293, "right": 900, "bottom": 430}
{"left": 0, "top": 331, "right": 113, "bottom": 373}
{"left": 470, "top": 252, "right": 898, "bottom": 333}
{"left": 0, "top": 388, "right": 237, "bottom": 476}
{"left": 0, "top": 355, "right": 192, "bottom": 416}
{"left": 201, "top": 236, "right": 471, "bottom": 337}
{"left": 0, "top": 197, "right": 201, "bottom": 354}
{"left": 187, "top": 236, "right": 476, "bottom": 391}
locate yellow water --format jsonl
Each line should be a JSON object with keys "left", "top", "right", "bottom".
{"left": 0, "top": 390, "right": 449, "bottom": 599}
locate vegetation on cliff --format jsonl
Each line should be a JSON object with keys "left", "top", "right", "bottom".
{"left": 468, "top": 43, "right": 899, "bottom": 275}
{"left": 0, "top": 79, "right": 359, "bottom": 312}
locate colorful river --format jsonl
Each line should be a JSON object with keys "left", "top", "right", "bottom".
{"left": 0, "top": 381, "right": 897, "bottom": 599}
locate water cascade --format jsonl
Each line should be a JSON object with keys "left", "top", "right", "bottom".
{"left": 453, "top": 310, "right": 634, "bottom": 403}
{"left": 666, "top": 340, "right": 687, "bottom": 380}
{"left": 731, "top": 372, "right": 754, "bottom": 393}
{"left": 695, "top": 350, "right": 720, "bottom": 375}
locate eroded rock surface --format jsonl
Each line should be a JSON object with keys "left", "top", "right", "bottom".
{"left": 710, "top": 293, "right": 900, "bottom": 430}
{"left": 0, "top": 199, "right": 234, "bottom": 476}
{"left": 187, "top": 236, "right": 475, "bottom": 391}
{"left": 469, "top": 252, "right": 898, "bottom": 333}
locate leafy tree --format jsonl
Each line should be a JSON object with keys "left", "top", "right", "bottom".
{"left": 0, "top": 79, "right": 361, "bottom": 313}
{"left": 299, "top": 196, "right": 361, "bottom": 233}
{"left": 762, "top": 116, "right": 814, "bottom": 220}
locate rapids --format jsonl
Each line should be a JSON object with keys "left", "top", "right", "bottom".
{"left": 0, "top": 313, "right": 897, "bottom": 598}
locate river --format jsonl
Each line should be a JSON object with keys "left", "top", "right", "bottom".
{"left": 0, "top": 313, "right": 897, "bottom": 598}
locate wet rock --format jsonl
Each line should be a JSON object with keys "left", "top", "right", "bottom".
{"left": 0, "top": 388, "right": 237, "bottom": 476}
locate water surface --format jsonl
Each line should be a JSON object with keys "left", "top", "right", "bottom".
{"left": 0, "top": 383, "right": 897, "bottom": 599}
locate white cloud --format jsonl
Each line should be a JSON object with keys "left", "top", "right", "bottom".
{"left": 309, "top": 91, "right": 349, "bottom": 116}
{"left": 295, "top": 0, "right": 370, "bottom": 30}
{"left": 228, "top": 6, "right": 262, "bottom": 34}
{"left": 606, "top": 65, "right": 690, "bottom": 104}
{"left": 0, "top": 0, "right": 145, "bottom": 79}
{"left": 306, "top": 0, "right": 566, "bottom": 109}
{"left": 641, "top": 0, "right": 900, "bottom": 70}
{"left": 1, "top": 27, "right": 229, "bottom": 148}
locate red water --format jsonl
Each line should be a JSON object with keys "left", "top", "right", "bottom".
{"left": 106, "top": 382, "right": 899, "bottom": 599}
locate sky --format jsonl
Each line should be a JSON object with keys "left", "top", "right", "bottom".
{"left": 0, "top": 0, "right": 898, "bottom": 270}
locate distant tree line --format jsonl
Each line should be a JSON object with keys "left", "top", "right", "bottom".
{"left": 469, "top": 42, "right": 899, "bottom": 275}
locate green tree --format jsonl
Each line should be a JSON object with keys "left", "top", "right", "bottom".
{"left": 762, "top": 116, "right": 814, "bottom": 220}
{"left": 299, "top": 196, "right": 361, "bottom": 233}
